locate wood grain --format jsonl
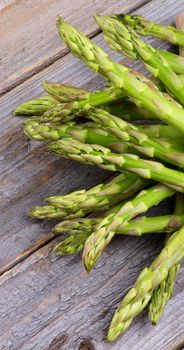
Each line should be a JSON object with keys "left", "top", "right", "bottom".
{"left": 0, "top": 233, "right": 183, "bottom": 350}
{"left": 0, "top": 0, "right": 146, "bottom": 95}
{"left": 1, "top": 0, "right": 184, "bottom": 348}
{"left": 1, "top": 0, "right": 184, "bottom": 272}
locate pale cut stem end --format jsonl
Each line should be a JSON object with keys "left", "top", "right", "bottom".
{"left": 176, "top": 11, "right": 184, "bottom": 57}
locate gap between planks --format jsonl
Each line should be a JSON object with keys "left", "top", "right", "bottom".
{"left": 0, "top": 0, "right": 153, "bottom": 97}
{"left": 0, "top": 231, "right": 55, "bottom": 276}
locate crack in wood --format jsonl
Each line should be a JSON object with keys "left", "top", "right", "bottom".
{"left": 0, "top": 232, "right": 55, "bottom": 276}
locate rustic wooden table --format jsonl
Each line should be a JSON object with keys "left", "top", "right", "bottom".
{"left": 1, "top": 0, "right": 184, "bottom": 349}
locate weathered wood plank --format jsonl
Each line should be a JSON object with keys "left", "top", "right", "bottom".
{"left": 0, "top": 0, "right": 146, "bottom": 95}
{"left": 1, "top": 0, "right": 184, "bottom": 273}
{"left": 0, "top": 233, "right": 183, "bottom": 350}
{"left": 1, "top": 0, "right": 184, "bottom": 348}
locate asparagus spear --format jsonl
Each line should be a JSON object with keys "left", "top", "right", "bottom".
{"left": 13, "top": 83, "right": 90, "bottom": 116}
{"left": 96, "top": 15, "right": 184, "bottom": 75}
{"left": 148, "top": 193, "right": 184, "bottom": 324}
{"left": 24, "top": 114, "right": 184, "bottom": 167}
{"left": 54, "top": 214, "right": 184, "bottom": 236}
{"left": 41, "top": 83, "right": 127, "bottom": 122}
{"left": 107, "top": 224, "right": 184, "bottom": 341}
{"left": 14, "top": 89, "right": 157, "bottom": 121}
{"left": 40, "top": 74, "right": 160, "bottom": 123}
{"left": 29, "top": 173, "right": 145, "bottom": 219}
{"left": 47, "top": 173, "right": 144, "bottom": 207}
{"left": 13, "top": 80, "right": 157, "bottom": 120}
{"left": 42, "top": 81, "right": 89, "bottom": 102}
{"left": 54, "top": 232, "right": 89, "bottom": 256}
{"left": 95, "top": 15, "right": 184, "bottom": 106}
{"left": 176, "top": 12, "right": 184, "bottom": 57}
{"left": 53, "top": 213, "right": 184, "bottom": 256}
{"left": 23, "top": 118, "right": 132, "bottom": 154}
{"left": 56, "top": 17, "right": 184, "bottom": 134}
{"left": 13, "top": 78, "right": 163, "bottom": 121}
{"left": 14, "top": 96, "right": 58, "bottom": 116}
{"left": 83, "top": 184, "right": 175, "bottom": 272}
{"left": 118, "top": 14, "right": 184, "bottom": 47}
{"left": 142, "top": 124, "right": 183, "bottom": 140}
{"left": 148, "top": 15, "right": 184, "bottom": 325}
{"left": 85, "top": 107, "right": 184, "bottom": 167}
{"left": 48, "top": 138, "right": 184, "bottom": 192}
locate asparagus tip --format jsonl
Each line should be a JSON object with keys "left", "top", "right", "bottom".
{"left": 56, "top": 15, "right": 64, "bottom": 27}
{"left": 83, "top": 258, "right": 92, "bottom": 274}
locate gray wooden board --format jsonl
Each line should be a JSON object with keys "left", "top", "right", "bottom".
{"left": 0, "top": 0, "right": 146, "bottom": 95}
{"left": 1, "top": 0, "right": 183, "bottom": 271}
{"left": 1, "top": 0, "right": 184, "bottom": 348}
{"left": 0, "top": 233, "right": 183, "bottom": 350}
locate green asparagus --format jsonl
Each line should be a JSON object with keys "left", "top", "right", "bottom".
{"left": 95, "top": 15, "right": 184, "bottom": 106}
{"left": 48, "top": 138, "right": 184, "bottom": 192}
{"left": 97, "top": 15, "right": 184, "bottom": 75}
{"left": 107, "top": 223, "right": 184, "bottom": 341}
{"left": 54, "top": 214, "right": 184, "bottom": 236}
{"left": 56, "top": 17, "right": 184, "bottom": 134}
{"left": 53, "top": 213, "right": 184, "bottom": 256}
{"left": 148, "top": 193, "right": 184, "bottom": 324}
{"left": 24, "top": 114, "right": 184, "bottom": 167}
{"left": 142, "top": 124, "right": 183, "bottom": 140}
{"left": 40, "top": 74, "right": 161, "bottom": 123}
{"left": 41, "top": 82, "right": 126, "bottom": 122}
{"left": 29, "top": 173, "right": 145, "bottom": 219}
{"left": 54, "top": 232, "right": 89, "bottom": 256}
{"left": 83, "top": 184, "right": 175, "bottom": 272}
{"left": 118, "top": 14, "right": 184, "bottom": 46}
{"left": 13, "top": 78, "right": 164, "bottom": 121}
{"left": 85, "top": 107, "right": 184, "bottom": 167}
{"left": 13, "top": 83, "right": 90, "bottom": 116}
{"left": 23, "top": 118, "right": 132, "bottom": 154}
{"left": 13, "top": 81, "right": 157, "bottom": 120}
{"left": 13, "top": 95, "right": 58, "bottom": 116}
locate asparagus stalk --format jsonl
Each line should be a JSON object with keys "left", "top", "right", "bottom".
{"left": 53, "top": 213, "right": 184, "bottom": 256}
{"left": 148, "top": 16, "right": 184, "bottom": 325}
{"left": 23, "top": 118, "right": 132, "bottom": 154}
{"left": 48, "top": 138, "right": 184, "bottom": 192}
{"left": 96, "top": 16, "right": 184, "bottom": 75}
{"left": 13, "top": 79, "right": 164, "bottom": 121}
{"left": 85, "top": 107, "right": 184, "bottom": 167}
{"left": 42, "top": 81, "right": 89, "bottom": 102}
{"left": 29, "top": 173, "right": 145, "bottom": 219}
{"left": 41, "top": 83, "right": 127, "bottom": 122}
{"left": 54, "top": 214, "right": 184, "bottom": 236}
{"left": 56, "top": 17, "right": 184, "bottom": 134}
{"left": 142, "top": 124, "right": 183, "bottom": 140}
{"left": 118, "top": 14, "right": 184, "bottom": 47}
{"left": 13, "top": 96, "right": 58, "bottom": 116}
{"left": 13, "top": 80, "right": 157, "bottom": 120}
{"left": 14, "top": 90, "right": 157, "bottom": 121}
{"left": 46, "top": 173, "right": 144, "bottom": 207}
{"left": 107, "top": 224, "right": 184, "bottom": 341}
{"left": 176, "top": 12, "right": 184, "bottom": 57}
{"left": 40, "top": 75, "right": 160, "bottom": 123}
{"left": 13, "top": 83, "right": 90, "bottom": 116}
{"left": 82, "top": 184, "right": 175, "bottom": 272}
{"left": 95, "top": 15, "right": 184, "bottom": 106}
{"left": 54, "top": 232, "right": 89, "bottom": 256}
{"left": 24, "top": 115, "right": 184, "bottom": 167}
{"left": 148, "top": 193, "right": 184, "bottom": 324}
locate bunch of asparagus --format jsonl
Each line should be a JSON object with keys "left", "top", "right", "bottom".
{"left": 14, "top": 12, "right": 184, "bottom": 342}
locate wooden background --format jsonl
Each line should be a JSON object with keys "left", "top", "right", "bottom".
{"left": 1, "top": 0, "right": 184, "bottom": 349}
